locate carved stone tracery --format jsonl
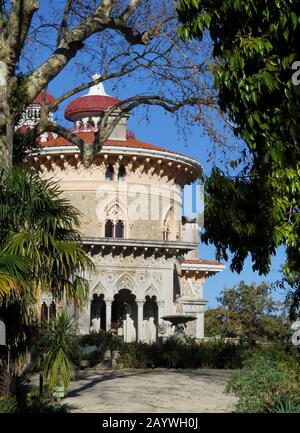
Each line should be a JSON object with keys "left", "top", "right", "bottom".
{"left": 105, "top": 203, "right": 125, "bottom": 224}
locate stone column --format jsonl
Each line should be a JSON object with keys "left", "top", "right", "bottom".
{"left": 196, "top": 308, "right": 204, "bottom": 339}
{"left": 157, "top": 300, "right": 164, "bottom": 324}
{"left": 105, "top": 299, "right": 113, "bottom": 332}
{"left": 77, "top": 298, "right": 92, "bottom": 334}
{"left": 137, "top": 300, "right": 144, "bottom": 342}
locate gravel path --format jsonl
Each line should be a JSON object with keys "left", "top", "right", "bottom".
{"left": 63, "top": 368, "right": 237, "bottom": 413}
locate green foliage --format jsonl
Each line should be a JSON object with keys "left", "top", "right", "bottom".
{"left": 115, "top": 338, "right": 246, "bottom": 369}
{"left": 79, "top": 331, "right": 121, "bottom": 366}
{"left": 0, "top": 166, "right": 93, "bottom": 306}
{"left": 0, "top": 166, "right": 93, "bottom": 372}
{"left": 13, "top": 130, "right": 40, "bottom": 165}
{"left": 0, "top": 396, "right": 18, "bottom": 413}
{"left": 25, "top": 385, "right": 68, "bottom": 413}
{"left": 0, "top": 252, "right": 29, "bottom": 297}
{"left": 177, "top": 0, "right": 300, "bottom": 317}
{"left": 227, "top": 346, "right": 300, "bottom": 412}
{"left": 0, "top": 385, "right": 69, "bottom": 413}
{"left": 261, "top": 394, "right": 300, "bottom": 413}
{"left": 78, "top": 332, "right": 247, "bottom": 369}
{"left": 37, "top": 310, "right": 79, "bottom": 390}
{"left": 205, "top": 281, "right": 290, "bottom": 342}
{"left": 80, "top": 330, "right": 121, "bottom": 351}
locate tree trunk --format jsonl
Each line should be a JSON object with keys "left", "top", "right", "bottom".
{"left": 0, "top": 120, "right": 14, "bottom": 168}
{"left": 0, "top": 62, "right": 14, "bottom": 168}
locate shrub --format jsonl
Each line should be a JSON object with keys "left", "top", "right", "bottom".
{"left": 0, "top": 395, "right": 17, "bottom": 413}
{"left": 116, "top": 337, "right": 247, "bottom": 369}
{"left": 79, "top": 331, "right": 122, "bottom": 366}
{"left": 227, "top": 347, "right": 300, "bottom": 412}
{"left": 80, "top": 331, "right": 120, "bottom": 350}
{"left": 262, "top": 394, "right": 300, "bottom": 413}
{"left": 118, "top": 343, "right": 152, "bottom": 368}
{"left": 25, "top": 385, "right": 68, "bottom": 413}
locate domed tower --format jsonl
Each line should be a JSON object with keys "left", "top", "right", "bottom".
{"left": 25, "top": 76, "right": 224, "bottom": 340}
{"left": 17, "top": 91, "right": 57, "bottom": 129}
{"left": 64, "top": 73, "right": 128, "bottom": 140}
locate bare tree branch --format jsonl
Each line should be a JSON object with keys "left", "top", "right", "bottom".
{"left": 56, "top": 0, "right": 73, "bottom": 46}
{"left": 120, "top": 0, "right": 141, "bottom": 22}
{"left": 35, "top": 120, "right": 85, "bottom": 155}
{"left": 24, "top": 0, "right": 155, "bottom": 105}
{"left": 46, "top": 61, "right": 141, "bottom": 112}
{"left": 0, "top": 1, "right": 228, "bottom": 168}
{"left": 32, "top": 90, "right": 216, "bottom": 167}
{"left": 91, "top": 93, "right": 217, "bottom": 154}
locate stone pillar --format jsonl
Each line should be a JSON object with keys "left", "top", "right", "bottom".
{"left": 106, "top": 299, "right": 112, "bottom": 332}
{"left": 157, "top": 300, "right": 164, "bottom": 324}
{"left": 137, "top": 300, "right": 144, "bottom": 342}
{"left": 196, "top": 309, "right": 204, "bottom": 339}
{"left": 77, "top": 298, "right": 92, "bottom": 334}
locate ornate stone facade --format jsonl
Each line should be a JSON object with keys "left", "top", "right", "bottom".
{"left": 24, "top": 78, "right": 225, "bottom": 340}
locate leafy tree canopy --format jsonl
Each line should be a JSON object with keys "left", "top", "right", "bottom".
{"left": 205, "top": 281, "right": 290, "bottom": 343}
{"left": 0, "top": 167, "right": 93, "bottom": 370}
{"left": 177, "top": 0, "right": 300, "bottom": 317}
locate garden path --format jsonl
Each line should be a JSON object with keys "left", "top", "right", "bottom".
{"left": 63, "top": 368, "right": 237, "bottom": 413}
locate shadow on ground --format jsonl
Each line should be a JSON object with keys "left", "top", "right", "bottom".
{"left": 63, "top": 368, "right": 237, "bottom": 413}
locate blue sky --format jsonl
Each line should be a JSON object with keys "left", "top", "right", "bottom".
{"left": 44, "top": 72, "right": 287, "bottom": 308}
{"left": 27, "top": 1, "right": 286, "bottom": 308}
{"left": 49, "top": 73, "right": 284, "bottom": 307}
{"left": 125, "top": 104, "right": 286, "bottom": 308}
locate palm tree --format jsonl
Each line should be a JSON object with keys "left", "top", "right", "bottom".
{"left": 0, "top": 167, "right": 93, "bottom": 393}
{"left": 0, "top": 253, "right": 29, "bottom": 298}
{"left": 37, "top": 310, "right": 79, "bottom": 393}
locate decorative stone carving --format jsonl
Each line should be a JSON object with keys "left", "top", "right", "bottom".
{"left": 135, "top": 271, "right": 148, "bottom": 284}
{"left": 123, "top": 314, "right": 136, "bottom": 342}
{"left": 90, "top": 317, "right": 101, "bottom": 333}
{"left": 142, "top": 317, "right": 156, "bottom": 343}
{"left": 174, "top": 294, "right": 183, "bottom": 313}
{"left": 145, "top": 284, "right": 160, "bottom": 299}
{"left": 92, "top": 281, "right": 107, "bottom": 297}
{"left": 103, "top": 271, "right": 115, "bottom": 285}
{"left": 105, "top": 203, "right": 125, "bottom": 223}
{"left": 115, "top": 274, "right": 136, "bottom": 294}
{"left": 152, "top": 272, "right": 162, "bottom": 288}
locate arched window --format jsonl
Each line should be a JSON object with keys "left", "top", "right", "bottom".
{"left": 41, "top": 302, "right": 48, "bottom": 322}
{"left": 105, "top": 165, "right": 114, "bottom": 180}
{"left": 49, "top": 301, "right": 56, "bottom": 319}
{"left": 104, "top": 203, "right": 126, "bottom": 238}
{"left": 105, "top": 219, "right": 114, "bottom": 237}
{"left": 118, "top": 165, "right": 126, "bottom": 181}
{"left": 115, "top": 220, "right": 124, "bottom": 238}
{"left": 163, "top": 205, "right": 174, "bottom": 240}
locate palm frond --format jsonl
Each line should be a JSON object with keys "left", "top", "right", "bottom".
{"left": 0, "top": 254, "right": 29, "bottom": 298}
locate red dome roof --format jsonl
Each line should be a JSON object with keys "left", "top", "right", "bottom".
{"left": 65, "top": 95, "right": 120, "bottom": 121}
{"left": 33, "top": 91, "right": 56, "bottom": 106}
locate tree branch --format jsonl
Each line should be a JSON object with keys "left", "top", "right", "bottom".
{"left": 121, "top": 0, "right": 141, "bottom": 22}
{"left": 25, "top": 1, "right": 149, "bottom": 103}
{"left": 56, "top": 0, "right": 73, "bottom": 46}
{"left": 35, "top": 120, "right": 85, "bottom": 155}
{"left": 91, "top": 93, "right": 217, "bottom": 155}
{"left": 4, "top": 0, "right": 39, "bottom": 74}
{"left": 46, "top": 61, "right": 141, "bottom": 112}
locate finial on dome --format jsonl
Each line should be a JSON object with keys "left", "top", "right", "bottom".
{"left": 87, "top": 73, "right": 107, "bottom": 96}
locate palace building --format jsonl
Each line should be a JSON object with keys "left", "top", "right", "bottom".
{"left": 23, "top": 76, "right": 224, "bottom": 342}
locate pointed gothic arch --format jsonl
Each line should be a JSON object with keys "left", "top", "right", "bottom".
{"left": 162, "top": 204, "right": 175, "bottom": 241}
{"left": 145, "top": 284, "right": 160, "bottom": 300}
{"left": 104, "top": 200, "right": 127, "bottom": 238}
{"left": 114, "top": 273, "right": 136, "bottom": 296}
